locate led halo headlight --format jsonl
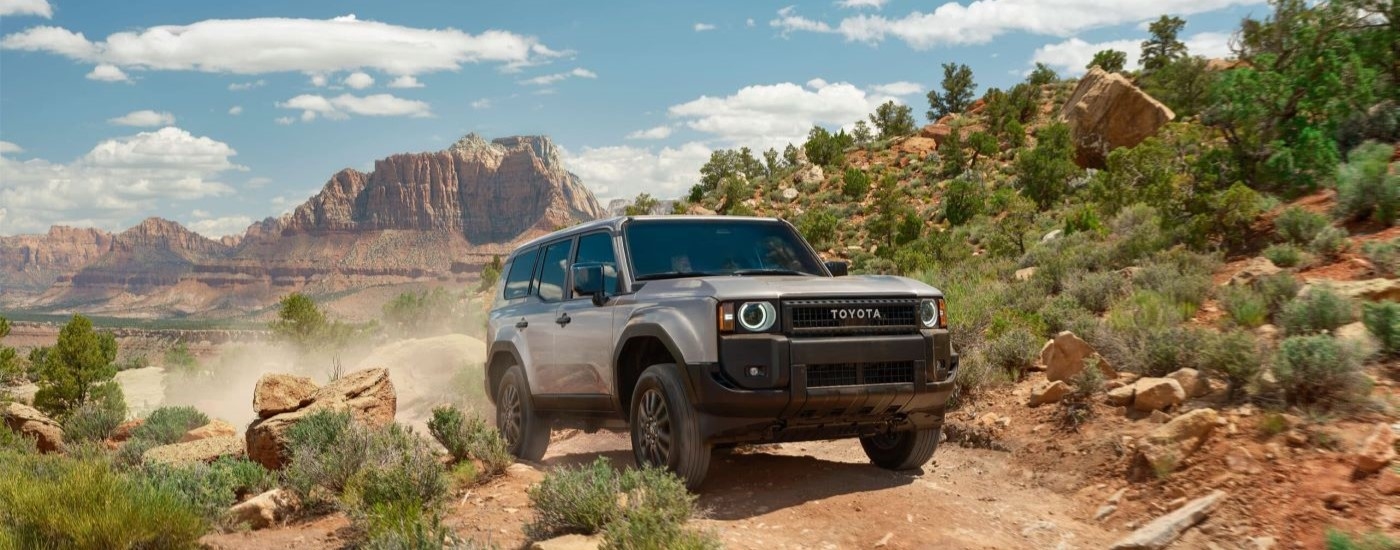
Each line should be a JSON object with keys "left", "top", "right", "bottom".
{"left": 736, "top": 302, "right": 777, "bottom": 332}
{"left": 919, "top": 299, "right": 940, "bottom": 329}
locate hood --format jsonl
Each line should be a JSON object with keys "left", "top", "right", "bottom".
{"left": 635, "top": 274, "right": 942, "bottom": 301}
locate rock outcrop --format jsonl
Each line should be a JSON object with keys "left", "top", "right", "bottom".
{"left": 1, "top": 402, "right": 63, "bottom": 453}
{"left": 144, "top": 435, "right": 245, "bottom": 465}
{"left": 227, "top": 488, "right": 296, "bottom": 530}
{"left": 1132, "top": 408, "right": 1222, "bottom": 479}
{"left": 1132, "top": 378, "right": 1187, "bottom": 412}
{"left": 1060, "top": 67, "right": 1176, "bottom": 168}
{"left": 245, "top": 368, "right": 397, "bottom": 469}
{"left": 252, "top": 374, "right": 320, "bottom": 417}
{"left": 1029, "top": 380, "right": 1074, "bottom": 407}
{"left": 1040, "top": 331, "right": 1115, "bottom": 382}
{"left": 180, "top": 419, "right": 237, "bottom": 443}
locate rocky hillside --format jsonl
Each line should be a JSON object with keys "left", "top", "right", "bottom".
{"left": 0, "top": 134, "right": 604, "bottom": 317}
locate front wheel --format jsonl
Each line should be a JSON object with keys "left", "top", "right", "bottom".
{"left": 630, "top": 364, "right": 710, "bottom": 490}
{"left": 860, "top": 427, "right": 940, "bottom": 470}
{"left": 496, "top": 365, "right": 549, "bottom": 461}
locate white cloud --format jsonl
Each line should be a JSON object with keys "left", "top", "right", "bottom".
{"left": 470, "top": 98, "right": 492, "bottom": 109}
{"left": 838, "top": 0, "right": 888, "bottom": 8}
{"left": 187, "top": 214, "right": 253, "bottom": 239}
{"left": 86, "top": 64, "right": 129, "bottom": 82}
{"left": 0, "top": 141, "right": 22, "bottom": 154}
{"left": 519, "top": 67, "right": 598, "bottom": 86}
{"left": 108, "top": 109, "right": 176, "bottom": 127}
{"left": 277, "top": 93, "right": 432, "bottom": 121}
{"left": 627, "top": 125, "right": 673, "bottom": 140}
{"left": 228, "top": 105, "right": 243, "bottom": 115}
{"left": 344, "top": 71, "right": 374, "bottom": 89}
{"left": 0, "top": 14, "right": 565, "bottom": 78}
{"left": 747, "top": 18, "right": 756, "bottom": 27}
{"left": 1031, "top": 31, "right": 1237, "bottom": 76}
{"left": 694, "top": 23, "right": 717, "bottom": 32}
{"left": 275, "top": 116, "right": 294, "bottom": 125}
{"left": 245, "top": 176, "right": 271, "bottom": 189}
{"left": 387, "top": 75, "right": 424, "bottom": 88}
{"left": 770, "top": 1, "right": 1263, "bottom": 48}
{"left": 869, "top": 81, "right": 924, "bottom": 96}
{"left": 0, "top": 127, "right": 242, "bottom": 233}
{"left": 228, "top": 79, "right": 265, "bottom": 91}
{"left": 309, "top": 74, "right": 328, "bottom": 87}
{"left": 565, "top": 142, "right": 711, "bottom": 201}
{"left": 668, "top": 79, "right": 900, "bottom": 149}
{"left": 0, "top": 0, "right": 51, "bottom": 18}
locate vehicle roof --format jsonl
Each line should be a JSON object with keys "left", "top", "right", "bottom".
{"left": 509, "top": 215, "right": 787, "bottom": 255}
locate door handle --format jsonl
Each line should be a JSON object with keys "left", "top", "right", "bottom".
{"left": 515, "top": 319, "right": 529, "bottom": 329}
{"left": 556, "top": 313, "right": 572, "bottom": 326}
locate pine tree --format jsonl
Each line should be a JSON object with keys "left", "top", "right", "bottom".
{"left": 33, "top": 314, "right": 120, "bottom": 419}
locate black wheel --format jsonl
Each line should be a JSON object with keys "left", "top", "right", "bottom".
{"left": 860, "top": 427, "right": 940, "bottom": 470}
{"left": 496, "top": 365, "right": 549, "bottom": 461}
{"left": 630, "top": 364, "right": 710, "bottom": 490}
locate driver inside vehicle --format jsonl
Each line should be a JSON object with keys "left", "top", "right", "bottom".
{"left": 671, "top": 254, "right": 693, "bottom": 273}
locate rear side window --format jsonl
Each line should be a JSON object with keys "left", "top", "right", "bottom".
{"left": 536, "top": 240, "right": 573, "bottom": 302}
{"left": 502, "top": 249, "right": 538, "bottom": 300}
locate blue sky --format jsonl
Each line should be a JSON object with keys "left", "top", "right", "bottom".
{"left": 0, "top": 0, "right": 1269, "bottom": 238}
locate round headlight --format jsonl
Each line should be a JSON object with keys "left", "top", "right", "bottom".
{"left": 919, "top": 299, "right": 939, "bottom": 328}
{"left": 737, "top": 302, "right": 777, "bottom": 332}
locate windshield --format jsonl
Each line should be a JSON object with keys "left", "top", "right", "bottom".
{"left": 625, "top": 219, "right": 827, "bottom": 280}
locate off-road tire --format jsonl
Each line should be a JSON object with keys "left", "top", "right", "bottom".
{"left": 630, "top": 364, "right": 711, "bottom": 489}
{"left": 496, "top": 365, "right": 549, "bottom": 461}
{"left": 859, "top": 427, "right": 940, "bottom": 470}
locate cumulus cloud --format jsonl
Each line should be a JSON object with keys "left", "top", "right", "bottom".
{"left": 694, "top": 23, "right": 717, "bottom": 32}
{"left": 277, "top": 93, "right": 431, "bottom": 121}
{"left": 387, "top": 75, "right": 424, "bottom": 88}
{"left": 0, "top": 128, "right": 243, "bottom": 233}
{"left": 565, "top": 142, "right": 711, "bottom": 201}
{"left": 187, "top": 214, "right": 254, "bottom": 239}
{"left": 0, "top": 0, "right": 51, "bottom": 18}
{"left": 627, "top": 126, "right": 673, "bottom": 140}
{"left": 838, "top": 0, "right": 888, "bottom": 8}
{"left": 0, "top": 14, "right": 566, "bottom": 78}
{"left": 0, "top": 141, "right": 22, "bottom": 154}
{"left": 228, "top": 79, "right": 265, "bottom": 91}
{"left": 343, "top": 71, "right": 374, "bottom": 89}
{"left": 668, "top": 79, "right": 901, "bottom": 149}
{"left": 228, "top": 105, "right": 243, "bottom": 115}
{"left": 869, "top": 81, "right": 924, "bottom": 96}
{"left": 519, "top": 67, "right": 597, "bottom": 86}
{"left": 108, "top": 110, "right": 176, "bottom": 127}
{"left": 1031, "top": 31, "right": 1237, "bottom": 76}
{"left": 771, "top": 1, "right": 1262, "bottom": 48}
{"left": 86, "top": 64, "right": 129, "bottom": 82}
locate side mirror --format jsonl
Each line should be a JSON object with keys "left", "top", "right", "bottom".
{"left": 572, "top": 263, "right": 610, "bottom": 306}
{"left": 825, "top": 260, "right": 849, "bottom": 277}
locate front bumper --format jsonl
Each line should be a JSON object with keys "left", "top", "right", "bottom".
{"left": 682, "top": 330, "right": 957, "bottom": 444}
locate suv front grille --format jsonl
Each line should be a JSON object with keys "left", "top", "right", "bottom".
{"left": 784, "top": 298, "right": 920, "bottom": 336}
{"left": 806, "top": 361, "right": 916, "bottom": 388}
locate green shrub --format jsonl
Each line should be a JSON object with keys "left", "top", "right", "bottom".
{"left": 61, "top": 398, "right": 127, "bottom": 444}
{"left": 139, "top": 457, "right": 276, "bottom": 522}
{"left": 284, "top": 409, "right": 370, "bottom": 501}
{"left": 1201, "top": 330, "right": 1261, "bottom": 400}
{"left": 344, "top": 424, "right": 449, "bottom": 517}
{"left": 162, "top": 343, "right": 199, "bottom": 376}
{"left": 842, "top": 168, "right": 871, "bottom": 198}
{"left": 1263, "top": 244, "right": 1305, "bottom": 268}
{"left": 1219, "top": 286, "right": 1269, "bottom": 328}
{"left": 427, "top": 406, "right": 512, "bottom": 478}
{"left": 1133, "top": 251, "right": 1216, "bottom": 312}
{"left": 0, "top": 451, "right": 207, "bottom": 549}
{"left": 601, "top": 505, "right": 721, "bottom": 550}
{"left": 1039, "top": 294, "right": 1098, "bottom": 337}
{"left": 1280, "top": 286, "right": 1354, "bottom": 336}
{"left": 1325, "top": 528, "right": 1399, "bottom": 550}
{"left": 0, "top": 425, "right": 37, "bottom": 454}
{"left": 359, "top": 500, "right": 455, "bottom": 550}
{"left": 1333, "top": 141, "right": 1400, "bottom": 227}
{"left": 1065, "top": 270, "right": 1126, "bottom": 314}
{"left": 1141, "top": 327, "right": 1207, "bottom": 377}
{"left": 1309, "top": 226, "right": 1349, "bottom": 260}
{"left": 115, "top": 437, "right": 159, "bottom": 468}
{"left": 527, "top": 458, "right": 699, "bottom": 542}
{"left": 982, "top": 327, "right": 1040, "bottom": 374}
{"left": 942, "top": 177, "right": 984, "bottom": 226}
{"left": 1256, "top": 273, "right": 1303, "bottom": 319}
{"left": 1362, "top": 239, "right": 1400, "bottom": 276}
{"left": 1273, "top": 335, "right": 1369, "bottom": 408}
{"left": 1107, "top": 204, "right": 1169, "bottom": 267}
{"left": 1275, "top": 207, "right": 1329, "bottom": 244}
{"left": 130, "top": 406, "right": 209, "bottom": 446}
{"left": 1362, "top": 301, "right": 1400, "bottom": 357}
{"left": 796, "top": 207, "right": 840, "bottom": 249}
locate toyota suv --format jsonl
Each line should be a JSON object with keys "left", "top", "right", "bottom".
{"left": 485, "top": 216, "right": 957, "bottom": 488}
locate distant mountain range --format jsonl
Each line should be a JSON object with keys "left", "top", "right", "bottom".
{"left": 0, "top": 134, "right": 605, "bottom": 317}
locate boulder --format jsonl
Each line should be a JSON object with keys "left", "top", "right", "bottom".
{"left": 1060, "top": 67, "right": 1176, "bottom": 169}
{"left": 792, "top": 164, "right": 824, "bottom": 187}
{"left": 1226, "top": 257, "right": 1281, "bottom": 287}
{"left": 531, "top": 535, "right": 602, "bottom": 550}
{"left": 1107, "top": 384, "right": 1137, "bottom": 407}
{"left": 1131, "top": 378, "right": 1186, "bottom": 412}
{"left": 226, "top": 488, "right": 295, "bottom": 530}
{"left": 920, "top": 124, "right": 952, "bottom": 144}
{"left": 1030, "top": 380, "right": 1074, "bottom": 407}
{"left": 1109, "top": 491, "right": 1226, "bottom": 550}
{"left": 144, "top": 435, "right": 245, "bottom": 466}
{"left": 1321, "top": 279, "right": 1400, "bottom": 303}
{"left": 252, "top": 374, "right": 319, "bottom": 418}
{"left": 1133, "top": 408, "right": 1221, "bottom": 478}
{"left": 1165, "top": 368, "right": 1210, "bottom": 398}
{"left": 900, "top": 136, "right": 938, "bottom": 156}
{"left": 1355, "top": 422, "right": 1397, "bottom": 476}
{"left": 1040, "top": 331, "right": 1115, "bottom": 382}
{"left": 180, "top": 419, "right": 238, "bottom": 443}
{"left": 110, "top": 418, "right": 145, "bottom": 443}
{"left": 246, "top": 368, "right": 396, "bottom": 469}
{"left": 2, "top": 402, "right": 63, "bottom": 453}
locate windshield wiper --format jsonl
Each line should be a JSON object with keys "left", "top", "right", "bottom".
{"left": 635, "top": 271, "right": 715, "bottom": 281}
{"left": 730, "top": 268, "right": 806, "bottom": 276}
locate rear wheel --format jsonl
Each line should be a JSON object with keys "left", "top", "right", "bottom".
{"left": 860, "top": 427, "right": 940, "bottom": 470}
{"left": 496, "top": 365, "right": 549, "bottom": 461}
{"left": 630, "top": 364, "right": 710, "bottom": 489}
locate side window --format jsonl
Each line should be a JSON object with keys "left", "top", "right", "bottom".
{"left": 535, "top": 240, "right": 573, "bottom": 302}
{"left": 574, "top": 232, "right": 619, "bottom": 293}
{"left": 502, "top": 249, "right": 538, "bottom": 300}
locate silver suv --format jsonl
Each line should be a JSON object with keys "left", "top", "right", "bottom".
{"left": 485, "top": 216, "right": 957, "bottom": 488}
